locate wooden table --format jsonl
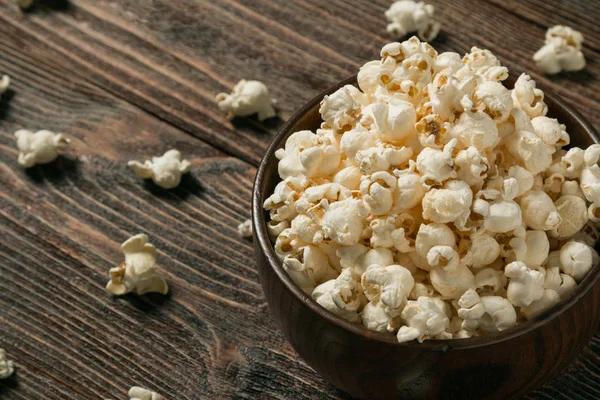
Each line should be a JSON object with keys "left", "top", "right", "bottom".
{"left": 0, "top": 0, "right": 598, "bottom": 398}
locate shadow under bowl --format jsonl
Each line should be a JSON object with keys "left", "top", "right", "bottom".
{"left": 252, "top": 75, "right": 600, "bottom": 400}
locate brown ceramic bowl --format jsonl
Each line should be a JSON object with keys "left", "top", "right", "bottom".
{"left": 252, "top": 76, "right": 600, "bottom": 400}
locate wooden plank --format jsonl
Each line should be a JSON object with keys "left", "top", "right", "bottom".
{"left": 0, "top": 24, "right": 345, "bottom": 400}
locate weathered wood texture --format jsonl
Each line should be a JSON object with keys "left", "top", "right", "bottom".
{"left": 0, "top": 0, "right": 598, "bottom": 399}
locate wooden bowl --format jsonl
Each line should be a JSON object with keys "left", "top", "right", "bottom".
{"left": 252, "top": 76, "right": 600, "bottom": 400}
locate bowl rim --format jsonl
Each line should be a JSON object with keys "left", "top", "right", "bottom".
{"left": 253, "top": 75, "right": 600, "bottom": 350}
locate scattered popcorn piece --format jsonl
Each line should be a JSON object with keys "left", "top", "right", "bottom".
{"left": 0, "top": 75, "right": 9, "bottom": 94}
{"left": 0, "top": 349, "right": 15, "bottom": 379}
{"left": 533, "top": 26, "right": 586, "bottom": 75}
{"left": 559, "top": 240, "right": 597, "bottom": 281}
{"left": 14, "top": 129, "right": 70, "bottom": 168}
{"left": 128, "top": 149, "right": 191, "bottom": 189}
{"left": 106, "top": 234, "right": 169, "bottom": 296}
{"left": 237, "top": 219, "right": 252, "bottom": 238}
{"left": 216, "top": 79, "right": 276, "bottom": 121}
{"left": 385, "top": 1, "right": 440, "bottom": 42}
{"left": 264, "top": 38, "right": 599, "bottom": 343}
{"left": 128, "top": 386, "right": 165, "bottom": 400}
{"left": 397, "top": 297, "right": 450, "bottom": 342}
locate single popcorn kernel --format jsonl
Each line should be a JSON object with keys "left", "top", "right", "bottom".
{"left": 264, "top": 37, "right": 598, "bottom": 343}
{"left": 106, "top": 234, "right": 169, "bottom": 296}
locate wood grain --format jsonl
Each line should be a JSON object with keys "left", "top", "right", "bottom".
{"left": 0, "top": 0, "right": 598, "bottom": 399}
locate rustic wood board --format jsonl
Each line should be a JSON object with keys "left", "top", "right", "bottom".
{"left": 0, "top": 0, "right": 598, "bottom": 399}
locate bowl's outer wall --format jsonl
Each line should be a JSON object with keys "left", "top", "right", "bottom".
{"left": 253, "top": 77, "right": 600, "bottom": 400}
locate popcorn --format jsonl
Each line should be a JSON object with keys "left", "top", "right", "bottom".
{"left": 0, "top": 75, "right": 9, "bottom": 95}
{"left": 393, "top": 165, "right": 426, "bottom": 210}
{"left": 237, "top": 219, "right": 252, "bottom": 239}
{"left": 580, "top": 166, "right": 600, "bottom": 204}
{"left": 424, "top": 73, "right": 468, "bottom": 122}
{"left": 415, "top": 223, "right": 455, "bottom": 264}
{"left": 531, "top": 116, "right": 569, "bottom": 148}
{"left": 559, "top": 240, "right": 597, "bottom": 281}
{"left": 533, "top": 26, "right": 586, "bottom": 75}
{"left": 473, "top": 81, "right": 513, "bottom": 123}
{"left": 265, "top": 38, "right": 599, "bottom": 343}
{"left": 454, "top": 147, "right": 489, "bottom": 187}
{"left": 507, "top": 166, "right": 534, "bottom": 197}
{"left": 276, "top": 130, "right": 342, "bottom": 179}
{"left": 506, "top": 230, "right": 549, "bottom": 266}
{"left": 0, "top": 349, "right": 14, "bottom": 379}
{"left": 385, "top": 1, "right": 441, "bottom": 42}
{"left": 511, "top": 74, "right": 548, "bottom": 119}
{"left": 504, "top": 129, "right": 553, "bottom": 174}
{"left": 362, "top": 300, "right": 396, "bottom": 331}
{"left": 354, "top": 248, "right": 395, "bottom": 275}
{"left": 430, "top": 262, "right": 474, "bottom": 299}
{"left": 504, "top": 261, "right": 544, "bottom": 307}
{"left": 362, "top": 264, "right": 415, "bottom": 314}
{"left": 356, "top": 144, "right": 413, "bottom": 175}
{"left": 358, "top": 61, "right": 381, "bottom": 96}
{"left": 106, "top": 234, "right": 169, "bottom": 296}
{"left": 321, "top": 198, "right": 367, "bottom": 245}
{"left": 521, "top": 289, "right": 561, "bottom": 319}
{"left": 422, "top": 180, "right": 472, "bottom": 227}
{"left": 320, "top": 85, "right": 365, "bottom": 131}
{"left": 519, "top": 190, "right": 562, "bottom": 231}
{"left": 371, "top": 99, "right": 417, "bottom": 142}
{"left": 461, "top": 47, "right": 508, "bottom": 82}
{"left": 340, "top": 124, "right": 377, "bottom": 160}
{"left": 312, "top": 268, "right": 366, "bottom": 322}
{"left": 128, "top": 149, "right": 191, "bottom": 189}
{"left": 360, "top": 171, "right": 397, "bottom": 215}
{"left": 458, "top": 290, "right": 517, "bottom": 332}
{"left": 449, "top": 111, "right": 499, "bottom": 150}
{"left": 474, "top": 268, "right": 506, "bottom": 295}
{"left": 549, "top": 195, "right": 589, "bottom": 239}
{"left": 397, "top": 297, "right": 450, "bottom": 342}
{"left": 283, "top": 245, "right": 337, "bottom": 294}
{"left": 544, "top": 267, "right": 576, "bottom": 298}
{"left": 128, "top": 386, "right": 165, "bottom": 400}
{"left": 15, "top": 129, "right": 70, "bottom": 168}
{"left": 291, "top": 214, "right": 322, "bottom": 243}
{"left": 416, "top": 139, "right": 457, "bottom": 186}
{"left": 216, "top": 79, "right": 276, "bottom": 121}
{"left": 460, "top": 233, "right": 500, "bottom": 269}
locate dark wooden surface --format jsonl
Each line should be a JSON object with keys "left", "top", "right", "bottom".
{"left": 0, "top": 0, "right": 598, "bottom": 399}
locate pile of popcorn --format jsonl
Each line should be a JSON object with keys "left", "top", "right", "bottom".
{"left": 263, "top": 37, "right": 599, "bottom": 343}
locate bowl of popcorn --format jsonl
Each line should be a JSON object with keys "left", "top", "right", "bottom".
{"left": 252, "top": 37, "right": 600, "bottom": 400}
